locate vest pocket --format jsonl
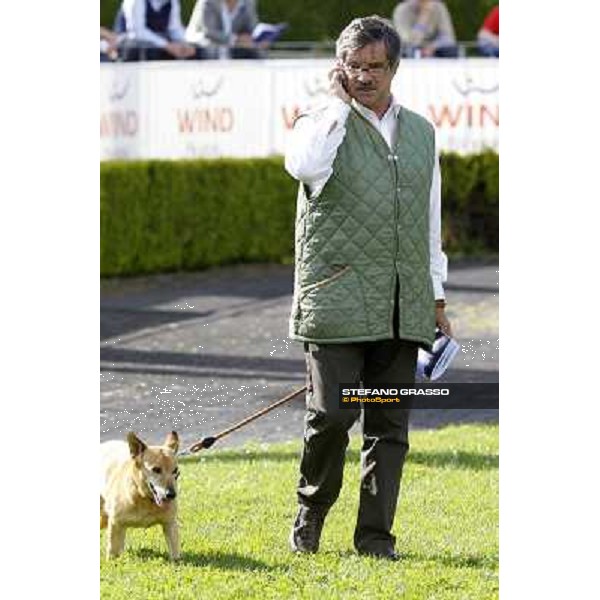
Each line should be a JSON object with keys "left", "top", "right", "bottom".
{"left": 299, "top": 264, "right": 351, "bottom": 299}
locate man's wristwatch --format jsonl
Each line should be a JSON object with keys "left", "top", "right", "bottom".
{"left": 435, "top": 299, "right": 446, "bottom": 308}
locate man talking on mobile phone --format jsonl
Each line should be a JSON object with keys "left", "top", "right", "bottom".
{"left": 284, "top": 15, "right": 452, "bottom": 561}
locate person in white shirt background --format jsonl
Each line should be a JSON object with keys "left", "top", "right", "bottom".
{"left": 285, "top": 15, "right": 452, "bottom": 561}
{"left": 186, "top": 0, "right": 265, "bottom": 59}
{"left": 121, "top": 0, "right": 203, "bottom": 60}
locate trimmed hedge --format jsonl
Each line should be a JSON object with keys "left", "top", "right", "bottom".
{"left": 100, "top": 153, "right": 498, "bottom": 277}
{"left": 441, "top": 150, "right": 498, "bottom": 254}
{"left": 100, "top": 0, "right": 497, "bottom": 44}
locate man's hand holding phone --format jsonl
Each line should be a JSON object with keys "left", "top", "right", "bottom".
{"left": 328, "top": 63, "right": 352, "bottom": 105}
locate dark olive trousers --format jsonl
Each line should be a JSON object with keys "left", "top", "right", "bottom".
{"left": 297, "top": 339, "right": 418, "bottom": 555}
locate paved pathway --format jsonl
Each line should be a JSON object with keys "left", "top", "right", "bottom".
{"left": 101, "top": 261, "right": 498, "bottom": 449}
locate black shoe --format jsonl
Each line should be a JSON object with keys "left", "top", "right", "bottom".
{"left": 358, "top": 549, "right": 401, "bottom": 561}
{"left": 289, "top": 506, "right": 326, "bottom": 553}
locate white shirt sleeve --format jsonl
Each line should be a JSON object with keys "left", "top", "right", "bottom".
{"left": 429, "top": 139, "right": 448, "bottom": 300}
{"left": 168, "top": 0, "right": 186, "bottom": 43}
{"left": 123, "top": 0, "right": 169, "bottom": 49}
{"left": 284, "top": 98, "right": 351, "bottom": 197}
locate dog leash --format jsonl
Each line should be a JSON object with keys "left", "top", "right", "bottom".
{"left": 181, "top": 385, "right": 307, "bottom": 455}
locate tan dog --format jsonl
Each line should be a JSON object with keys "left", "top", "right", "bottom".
{"left": 100, "top": 431, "right": 180, "bottom": 560}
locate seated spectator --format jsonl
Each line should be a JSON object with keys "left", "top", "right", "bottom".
{"left": 186, "top": 0, "right": 266, "bottom": 59}
{"left": 477, "top": 4, "right": 499, "bottom": 57}
{"left": 392, "top": 0, "right": 458, "bottom": 58}
{"left": 100, "top": 26, "right": 121, "bottom": 62}
{"left": 120, "top": 0, "right": 204, "bottom": 61}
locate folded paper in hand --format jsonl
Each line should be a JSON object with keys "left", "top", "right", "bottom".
{"left": 252, "top": 22, "right": 288, "bottom": 44}
{"left": 416, "top": 329, "right": 460, "bottom": 381}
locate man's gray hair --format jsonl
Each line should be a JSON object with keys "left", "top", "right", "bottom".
{"left": 336, "top": 15, "right": 402, "bottom": 68}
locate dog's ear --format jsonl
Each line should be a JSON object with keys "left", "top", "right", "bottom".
{"left": 164, "top": 431, "right": 179, "bottom": 454}
{"left": 127, "top": 432, "right": 147, "bottom": 458}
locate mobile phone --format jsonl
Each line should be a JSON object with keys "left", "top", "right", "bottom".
{"left": 335, "top": 61, "right": 349, "bottom": 92}
{"left": 340, "top": 71, "right": 349, "bottom": 92}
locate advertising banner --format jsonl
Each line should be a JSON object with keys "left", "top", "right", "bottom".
{"left": 142, "top": 62, "right": 272, "bottom": 159}
{"left": 100, "top": 64, "right": 147, "bottom": 159}
{"left": 392, "top": 59, "right": 499, "bottom": 153}
{"left": 100, "top": 59, "right": 498, "bottom": 160}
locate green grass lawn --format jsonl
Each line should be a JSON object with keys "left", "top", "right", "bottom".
{"left": 101, "top": 423, "right": 498, "bottom": 599}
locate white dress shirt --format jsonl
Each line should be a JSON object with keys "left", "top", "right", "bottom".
{"left": 284, "top": 95, "right": 447, "bottom": 299}
{"left": 122, "top": 0, "right": 186, "bottom": 49}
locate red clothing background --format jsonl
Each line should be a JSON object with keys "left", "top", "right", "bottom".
{"left": 482, "top": 6, "right": 499, "bottom": 35}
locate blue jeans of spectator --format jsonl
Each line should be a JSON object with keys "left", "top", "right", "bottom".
{"left": 478, "top": 43, "right": 499, "bottom": 57}
{"left": 403, "top": 45, "right": 459, "bottom": 58}
{"left": 230, "top": 46, "right": 262, "bottom": 59}
{"left": 123, "top": 45, "right": 208, "bottom": 61}
{"left": 433, "top": 45, "right": 459, "bottom": 58}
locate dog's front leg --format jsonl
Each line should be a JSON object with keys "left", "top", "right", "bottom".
{"left": 107, "top": 521, "right": 126, "bottom": 559}
{"left": 162, "top": 521, "right": 180, "bottom": 560}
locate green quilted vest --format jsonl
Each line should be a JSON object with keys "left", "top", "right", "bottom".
{"left": 289, "top": 105, "right": 437, "bottom": 347}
